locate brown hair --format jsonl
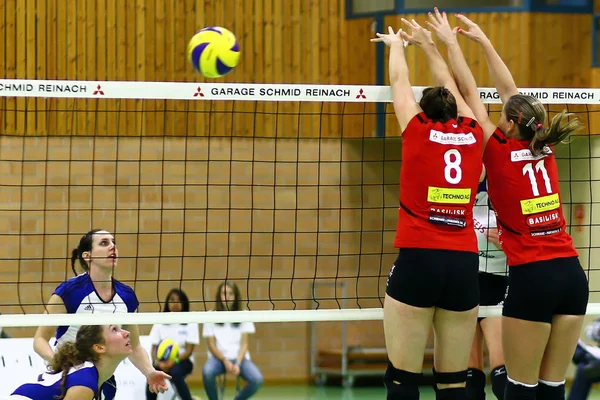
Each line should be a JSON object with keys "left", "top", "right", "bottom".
{"left": 163, "top": 288, "right": 190, "bottom": 312}
{"left": 215, "top": 281, "right": 242, "bottom": 327}
{"left": 419, "top": 87, "right": 458, "bottom": 123}
{"left": 48, "top": 325, "right": 104, "bottom": 399}
{"left": 70, "top": 229, "right": 106, "bottom": 275}
{"left": 215, "top": 281, "right": 242, "bottom": 312}
{"left": 504, "top": 94, "right": 583, "bottom": 155}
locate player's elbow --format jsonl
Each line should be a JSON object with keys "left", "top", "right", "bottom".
{"left": 33, "top": 337, "right": 52, "bottom": 361}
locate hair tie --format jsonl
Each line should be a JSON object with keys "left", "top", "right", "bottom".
{"left": 536, "top": 123, "right": 543, "bottom": 130}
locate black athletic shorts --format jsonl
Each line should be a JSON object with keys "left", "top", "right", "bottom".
{"left": 478, "top": 272, "right": 509, "bottom": 321}
{"left": 502, "top": 256, "right": 589, "bottom": 323}
{"left": 386, "top": 248, "right": 479, "bottom": 312}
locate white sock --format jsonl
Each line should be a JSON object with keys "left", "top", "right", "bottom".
{"left": 507, "top": 375, "right": 538, "bottom": 388}
{"left": 538, "top": 379, "right": 565, "bottom": 387}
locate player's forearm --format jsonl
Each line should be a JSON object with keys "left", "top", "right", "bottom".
{"left": 33, "top": 337, "right": 55, "bottom": 362}
{"left": 480, "top": 39, "right": 517, "bottom": 103}
{"left": 389, "top": 42, "right": 409, "bottom": 86}
{"left": 421, "top": 43, "right": 453, "bottom": 88}
{"left": 129, "top": 343, "right": 155, "bottom": 377}
{"left": 446, "top": 42, "right": 477, "bottom": 100}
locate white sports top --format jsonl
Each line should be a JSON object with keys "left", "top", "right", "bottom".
{"left": 473, "top": 191, "right": 508, "bottom": 276}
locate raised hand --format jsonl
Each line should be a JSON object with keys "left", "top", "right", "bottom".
{"left": 370, "top": 25, "right": 406, "bottom": 47}
{"left": 426, "top": 7, "right": 458, "bottom": 45}
{"left": 399, "top": 18, "right": 434, "bottom": 48}
{"left": 455, "top": 13, "right": 490, "bottom": 44}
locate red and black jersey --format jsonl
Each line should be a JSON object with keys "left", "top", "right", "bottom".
{"left": 483, "top": 129, "right": 577, "bottom": 266}
{"left": 394, "top": 112, "right": 484, "bottom": 253}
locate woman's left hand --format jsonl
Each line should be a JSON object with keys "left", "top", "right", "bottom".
{"left": 147, "top": 369, "right": 172, "bottom": 393}
{"left": 370, "top": 26, "right": 406, "bottom": 47}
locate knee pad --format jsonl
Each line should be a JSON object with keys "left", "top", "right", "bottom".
{"left": 436, "top": 387, "right": 467, "bottom": 400}
{"left": 434, "top": 368, "right": 468, "bottom": 385}
{"left": 537, "top": 379, "right": 565, "bottom": 400}
{"left": 466, "top": 368, "right": 486, "bottom": 400}
{"left": 490, "top": 366, "right": 507, "bottom": 400}
{"left": 505, "top": 376, "right": 537, "bottom": 400}
{"left": 384, "top": 362, "right": 422, "bottom": 400}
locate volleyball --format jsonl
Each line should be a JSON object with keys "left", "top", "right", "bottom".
{"left": 156, "top": 339, "right": 179, "bottom": 362}
{"left": 187, "top": 27, "right": 240, "bottom": 78}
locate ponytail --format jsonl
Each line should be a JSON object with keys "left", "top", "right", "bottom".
{"left": 48, "top": 325, "right": 103, "bottom": 399}
{"left": 529, "top": 110, "right": 583, "bottom": 155}
{"left": 71, "top": 248, "right": 80, "bottom": 276}
{"left": 49, "top": 342, "right": 83, "bottom": 400}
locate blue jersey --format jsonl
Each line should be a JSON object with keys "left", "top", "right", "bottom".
{"left": 11, "top": 362, "right": 117, "bottom": 400}
{"left": 54, "top": 273, "right": 138, "bottom": 345}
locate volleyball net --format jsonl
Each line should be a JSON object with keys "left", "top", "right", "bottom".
{"left": 0, "top": 79, "right": 599, "bottom": 326}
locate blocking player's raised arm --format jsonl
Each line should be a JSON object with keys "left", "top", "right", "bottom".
{"left": 371, "top": 26, "right": 421, "bottom": 132}
{"left": 427, "top": 8, "right": 495, "bottom": 143}
{"left": 455, "top": 14, "right": 518, "bottom": 104}
{"left": 400, "top": 16, "right": 477, "bottom": 122}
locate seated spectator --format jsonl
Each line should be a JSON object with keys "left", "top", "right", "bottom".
{"left": 147, "top": 289, "right": 199, "bottom": 400}
{"left": 202, "top": 282, "right": 263, "bottom": 400}
{"left": 568, "top": 318, "right": 600, "bottom": 400}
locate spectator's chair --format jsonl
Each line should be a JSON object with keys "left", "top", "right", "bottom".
{"left": 217, "top": 373, "right": 241, "bottom": 400}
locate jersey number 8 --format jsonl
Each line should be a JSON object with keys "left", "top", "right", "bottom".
{"left": 444, "top": 149, "right": 462, "bottom": 184}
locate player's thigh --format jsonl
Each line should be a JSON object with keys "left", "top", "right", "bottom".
{"left": 481, "top": 316, "right": 504, "bottom": 369}
{"left": 501, "top": 261, "right": 556, "bottom": 383}
{"left": 433, "top": 305, "right": 479, "bottom": 374}
{"left": 468, "top": 323, "right": 485, "bottom": 371}
{"left": 539, "top": 314, "right": 585, "bottom": 382}
{"left": 502, "top": 316, "right": 551, "bottom": 384}
{"left": 384, "top": 294, "right": 435, "bottom": 373}
{"left": 478, "top": 272, "right": 508, "bottom": 369}
{"left": 538, "top": 257, "right": 590, "bottom": 381}
{"left": 432, "top": 250, "right": 480, "bottom": 373}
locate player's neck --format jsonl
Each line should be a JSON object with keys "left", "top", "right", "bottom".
{"left": 88, "top": 266, "right": 113, "bottom": 292}
{"left": 95, "top": 357, "right": 121, "bottom": 386}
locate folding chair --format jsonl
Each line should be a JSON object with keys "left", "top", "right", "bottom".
{"left": 157, "top": 380, "right": 180, "bottom": 400}
{"left": 216, "top": 373, "right": 241, "bottom": 400}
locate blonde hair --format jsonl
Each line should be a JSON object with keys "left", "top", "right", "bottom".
{"left": 504, "top": 94, "right": 584, "bottom": 155}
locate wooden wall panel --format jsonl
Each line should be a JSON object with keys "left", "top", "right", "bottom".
{"left": 0, "top": 0, "right": 376, "bottom": 138}
{"left": 0, "top": 3, "right": 596, "bottom": 137}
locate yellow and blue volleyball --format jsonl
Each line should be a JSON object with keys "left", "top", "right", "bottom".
{"left": 187, "top": 27, "right": 240, "bottom": 78}
{"left": 156, "top": 339, "right": 179, "bottom": 362}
